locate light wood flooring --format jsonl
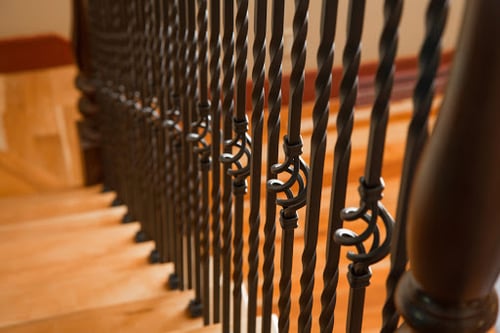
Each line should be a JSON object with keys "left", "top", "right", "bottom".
{"left": 0, "top": 66, "right": 83, "bottom": 197}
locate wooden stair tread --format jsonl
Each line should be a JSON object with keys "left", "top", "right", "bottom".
{"left": 169, "top": 324, "right": 222, "bottom": 333}
{"left": 0, "top": 204, "right": 170, "bottom": 328}
{"left": 0, "top": 186, "right": 114, "bottom": 225}
{"left": 0, "top": 292, "right": 207, "bottom": 333}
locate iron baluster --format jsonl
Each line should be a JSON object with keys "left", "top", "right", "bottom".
{"left": 262, "top": 0, "right": 285, "bottom": 333}
{"left": 297, "top": 1, "right": 339, "bottom": 332}
{"left": 178, "top": 0, "right": 195, "bottom": 290}
{"left": 186, "top": 0, "right": 202, "bottom": 314}
{"left": 119, "top": 0, "right": 136, "bottom": 224}
{"left": 163, "top": 0, "right": 179, "bottom": 270}
{"left": 220, "top": 0, "right": 251, "bottom": 331}
{"left": 156, "top": 0, "right": 175, "bottom": 264}
{"left": 146, "top": 0, "right": 163, "bottom": 264}
{"left": 144, "top": 0, "right": 160, "bottom": 259}
{"left": 151, "top": 0, "right": 170, "bottom": 263}
{"left": 247, "top": 0, "right": 266, "bottom": 332}
{"left": 381, "top": 2, "right": 449, "bottom": 331}
{"left": 320, "top": 1, "right": 365, "bottom": 331}
{"left": 220, "top": 1, "right": 234, "bottom": 331}
{"left": 262, "top": 1, "right": 284, "bottom": 331}
{"left": 267, "top": 0, "right": 310, "bottom": 332}
{"left": 333, "top": 1, "right": 402, "bottom": 332}
{"left": 209, "top": 0, "right": 222, "bottom": 324}
{"left": 186, "top": 0, "right": 212, "bottom": 320}
{"left": 167, "top": 0, "right": 186, "bottom": 291}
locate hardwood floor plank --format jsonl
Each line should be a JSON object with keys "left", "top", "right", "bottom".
{"left": 0, "top": 187, "right": 114, "bottom": 225}
{"left": 0, "top": 206, "right": 171, "bottom": 328}
{"left": 0, "top": 293, "right": 205, "bottom": 333}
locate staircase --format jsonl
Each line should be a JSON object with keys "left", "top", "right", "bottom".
{"left": 0, "top": 98, "right": 436, "bottom": 333}
{"left": 0, "top": 62, "right": 418, "bottom": 333}
{"left": 0, "top": 186, "right": 221, "bottom": 332}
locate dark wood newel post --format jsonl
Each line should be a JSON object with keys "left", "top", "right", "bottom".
{"left": 72, "top": 0, "right": 103, "bottom": 186}
{"left": 395, "top": 1, "right": 500, "bottom": 332}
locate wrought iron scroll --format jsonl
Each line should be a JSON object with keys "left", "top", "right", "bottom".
{"left": 247, "top": 0, "right": 267, "bottom": 332}
{"left": 381, "top": 1, "right": 449, "bottom": 332}
{"left": 209, "top": 0, "right": 222, "bottom": 324}
{"left": 332, "top": 1, "right": 402, "bottom": 332}
{"left": 220, "top": 1, "right": 235, "bottom": 331}
{"left": 220, "top": 0, "right": 251, "bottom": 331}
{"left": 262, "top": 1, "right": 284, "bottom": 331}
{"left": 297, "top": 1, "right": 339, "bottom": 333}
{"left": 267, "top": 0, "right": 310, "bottom": 332}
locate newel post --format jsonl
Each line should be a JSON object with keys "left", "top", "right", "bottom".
{"left": 395, "top": 1, "right": 500, "bottom": 332}
{"left": 72, "top": 0, "right": 103, "bottom": 185}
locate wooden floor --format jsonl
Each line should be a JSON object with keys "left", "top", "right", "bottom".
{"left": 0, "top": 65, "right": 494, "bottom": 332}
{"left": 0, "top": 66, "right": 83, "bottom": 197}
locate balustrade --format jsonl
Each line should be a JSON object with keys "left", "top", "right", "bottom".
{"left": 73, "top": 0, "right": 499, "bottom": 332}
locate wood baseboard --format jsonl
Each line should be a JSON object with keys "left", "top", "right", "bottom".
{"left": 0, "top": 34, "right": 73, "bottom": 73}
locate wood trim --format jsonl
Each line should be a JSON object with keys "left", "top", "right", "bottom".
{"left": 0, "top": 34, "right": 73, "bottom": 73}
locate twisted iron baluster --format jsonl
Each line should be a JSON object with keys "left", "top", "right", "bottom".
{"left": 178, "top": 0, "right": 195, "bottom": 290}
{"left": 267, "top": 1, "right": 310, "bottom": 332}
{"left": 157, "top": 0, "right": 176, "bottom": 264}
{"left": 381, "top": 1, "right": 449, "bottom": 332}
{"left": 111, "top": 1, "right": 125, "bottom": 206}
{"left": 145, "top": 0, "right": 161, "bottom": 261}
{"left": 142, "top": 0, "right": 155, "bottom": 244}
{"left": 297, "top": 1, "right": 339, "bottom": 333}
{"left": 246, "top": 0, "right": 266, "bottom": 332}
{"left": 127, "top": 0, "right": 142, "bottom": 230}
{"left": 167, "top": 0, "right": 185, "bottom": 290}
{"left": 164, "top": 0, "right": 181, "bottom": 289}
{"left": 151, "top": 0, "right": 170, "bottom": 264}
{"left": 220, "top": 0, "right": 250, "bottom": 331}
{"left": 319, "top": 2, "right": 366, "bottom": 332}
{"left": 134, "top": 0, "right": 151, "bottom": 241}
{"left": 220, "top": 1, "right": 234, "bottom": 331}
{"left": 209, "top": 0, "right": 222, "bottom": 324}
{"left": 262, "top": 1, "right": 284, "bottom": 331}
{"left": 186, "top": 0, "right": 211, "bottom": 321}
{"left": 110, "top": 1, "right": 124, "bottom": 202}
{"left": 333, "top": 1, "right": 402, "bottom": 332}
{"left": 148, "top": 0, "right": 163, "bottom": 264}
{"left": 197, "top": 0, "right": 211, "bottom": 324}
{"left": 186, "top": 0, "right": 202, "bottom": 313}
{"left": 120, "top": 0, "right": 136, "bottom": 224}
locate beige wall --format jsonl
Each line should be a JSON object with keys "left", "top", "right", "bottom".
{"left": 0, "top": 0, "right": 71, "bottom": 39}
{"left": 260, "top": 0, "right": 465, "bottom": 71}
{"left": 0, "top": 0, "right": 465, "bottom": 70}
